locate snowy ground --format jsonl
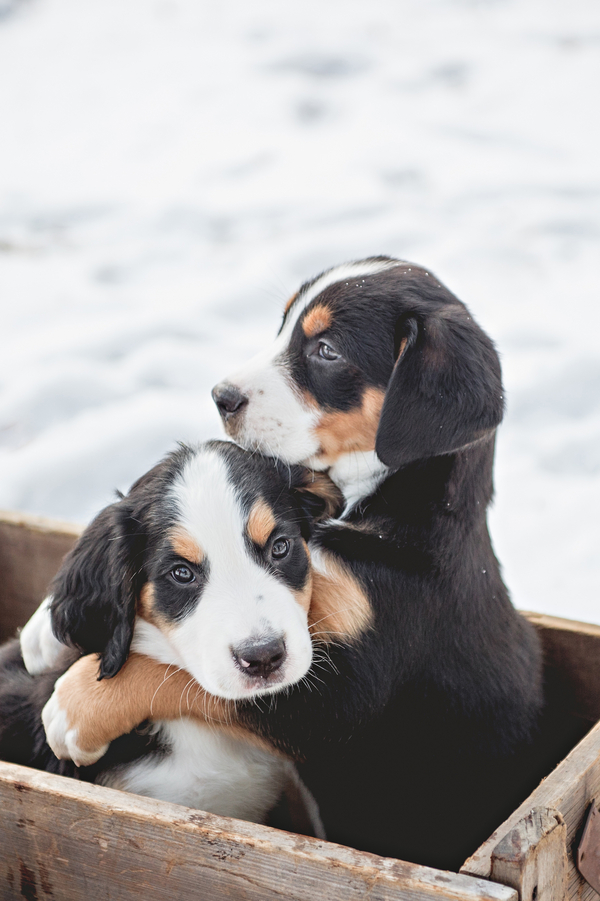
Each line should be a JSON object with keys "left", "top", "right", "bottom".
{"left": 0, "top": 0, "right": 598, "bottom": 623}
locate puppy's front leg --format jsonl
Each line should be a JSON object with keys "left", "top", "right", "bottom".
{"left": 42, "top": 653, "right": 226, "bottom": 766}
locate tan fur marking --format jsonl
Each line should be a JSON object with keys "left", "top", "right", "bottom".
{"left": 283, "top": 291, "right": 298, "bottom": 315}
{"left": 296, "top": 471, "right": 343, "bottom": 521}
{"left": 309, "top": 551, "right": 373, "bottom": 643}
{"left": 247, "top": 498, "right": 276, "bottom": 546}
{"left": 293, "top": 544, "right": 313, "bottom": 613}
{"left": 302, "top": 304, "right": 332, "bottom": 338}
{"left": 137, "top": 583, "right": 156, "bottom": 621}
{"left": 54, "top": 653, "right": 278, "bottom": 757}
{"left": 314, "top": 386, "right": 386, "bottom": 462}
{"left": 137, "top": 582, "right": 173, "bottom": 631}
{"left": 170, "top": 527, "right": 204, "bottom": 565}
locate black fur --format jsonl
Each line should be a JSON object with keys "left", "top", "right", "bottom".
{"left": 223, "top": 260, "right": 569, "bottom": 869}
{"left": 49, "top": 456, "right": 181, "bottom": 679}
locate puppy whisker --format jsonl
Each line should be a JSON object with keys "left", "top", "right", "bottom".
{"left": 149, "top": 665, "right": 185, "bottom": 718}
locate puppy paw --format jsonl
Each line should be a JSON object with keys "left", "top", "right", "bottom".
{"left": 20, "top": 597, "right": 71, "bottom": 675}
{"left": 42, "top": 677, "right": 109, "bottom": 767}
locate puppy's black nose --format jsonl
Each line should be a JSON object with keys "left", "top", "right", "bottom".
{"left": 212, "top": 383, "right": 248, "bottom": 420}
{"left": 233, "top": 637, "right": 286, "bottom": 679}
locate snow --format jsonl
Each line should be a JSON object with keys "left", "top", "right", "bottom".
{"left": 0, "top": 0, "right": 598, "bottom": 622}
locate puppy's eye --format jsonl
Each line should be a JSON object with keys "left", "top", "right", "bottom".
{"left": 271, "top": 538, "right": 290, "bottom": 560}
{"left": 170, "top": 565, "right": 195, "bottom": 585}
{"left": 318, "top": 342, "right": 340, "bottom": 361}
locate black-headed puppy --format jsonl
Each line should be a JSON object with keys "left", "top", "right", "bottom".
{"left": 210, "top": 257, "right": 545, "bottom": 866}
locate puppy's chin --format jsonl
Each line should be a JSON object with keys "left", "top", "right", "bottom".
{"left": 221, "top": 408, "right": 332, "bottom": 469}
{"left": 199, "top": 666, "right": 304, "bottom": 702}
{"left": 224, "top": 420, "right": 321, "bottom": 468}
{"left": 228, "top": 421, "right": 375, "bottom": 478}
{"left": 193, "top": 637, "right": 313, "bottom": 702}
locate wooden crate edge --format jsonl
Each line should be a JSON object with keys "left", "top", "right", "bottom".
{"left": 461, "top": 718, "right": 600, "bottom": 892}
{"left": 522, "top": 610, "right": 600, "bottom": 640}
{"left": 0, "top": 760, "right": 516, "bottom": 901}
{"left": 0, "top": 508, "right": 83, "bottom": 538}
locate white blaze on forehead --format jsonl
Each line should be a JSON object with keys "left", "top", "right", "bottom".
{"left": 166, "top": 446, "right": 312, "bottom": 699}
{"left": 235, "top": 258, "right": 405, "bottom": 378}
{"left": 279, "top": 258, "right": 404, "bottom": 347}
{"left": 171, "top": 447, "right": 248, "bottom": 573}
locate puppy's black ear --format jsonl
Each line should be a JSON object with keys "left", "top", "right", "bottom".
{"left": 375, "top": 308, "right": 504, "bottom": 469}
{"left": 50, "top": 500, "right": 145, "bottom": 679}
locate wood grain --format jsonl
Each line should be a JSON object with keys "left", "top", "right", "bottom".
{"left": 0, "top": 510, "right": 80, "bottom": 643}
{"left": 0, "top": 761, "right": 517, "bottom": 901}
{"left": 577, "top": 802, "right": 600, "bottom": 895}
{"left": 490, "top": 808, "right": 567, "bottom": 901}
{"left": 523, "top": 612, "right": 600, "bottom": 723}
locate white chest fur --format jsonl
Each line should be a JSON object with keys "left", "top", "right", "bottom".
{"left": 99, "top": 718, "right": 290, "bottom": 823}
{"left": 328, "top": 450, "right": 389, "bottom": 514}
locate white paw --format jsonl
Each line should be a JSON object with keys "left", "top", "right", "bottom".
{"left": 20, "top": 597, "right": 71, "bottom": 675}
{"left": 42, "top": 682, "right": 109, "bottom": 767}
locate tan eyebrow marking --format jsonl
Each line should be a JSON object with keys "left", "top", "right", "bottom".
{"left": 169, "top": 527, "right": 204, "bottom": 565}
{"left": 247, "top": 498, "right": 277, "bottom": 547}
{"left": 302, "top": 304, "right": 332, "bottom": 338}
{"left": 283, "top": 291, "right": 298, "bottom": 315}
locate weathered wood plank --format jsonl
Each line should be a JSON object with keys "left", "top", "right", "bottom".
{"left": 0, "top": 761, "right": 516, "bottom": 901}
{"left": 577, "top": 801, "right": 600, "bottom": 895}
{"left": 490, "top": 808, "right": 567, "bottom": 901}
{"left": 523, "top": 612, "right": 600, "bottom": 723}
{"left": 0, "top": 510, "right": 81, "bottom": 642}
{"left": 461, "top": 719, "right": 600, "bottom": 901}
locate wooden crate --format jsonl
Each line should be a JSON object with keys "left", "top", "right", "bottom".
{"left": 1, "top": 510, "right": 599, "bottom": 901}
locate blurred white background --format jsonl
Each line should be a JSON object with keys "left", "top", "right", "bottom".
{"left": 0, "top": 0, "right": 598, "bottom": 621}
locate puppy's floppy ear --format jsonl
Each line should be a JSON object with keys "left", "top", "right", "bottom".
{"left": 277, "top": 464, "right": 344, "bottom": 535}
{"left": 50, "top": 499, "right": 145, "bottom": 680}
{"left": 375, "top": 308, "right": 504, "bottom": 469}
